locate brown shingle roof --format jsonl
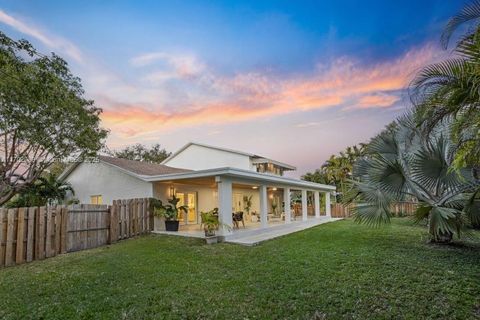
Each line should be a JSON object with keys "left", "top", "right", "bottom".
{"left": 98, "top": 155, "right": 191, "bottom": 176}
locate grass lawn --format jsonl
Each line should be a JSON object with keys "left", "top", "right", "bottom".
{"left": 0, "top": 219, "right": 479, "bottom": 319}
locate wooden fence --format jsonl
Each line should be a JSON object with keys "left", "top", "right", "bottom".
{"left": 0, "top": 198, "right": 152, "bottom": 268}
{"left": 330, "top": 202, "right": 418, "bottom": 218}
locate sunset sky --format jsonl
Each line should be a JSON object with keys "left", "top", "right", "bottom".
{"left": 0, "top": 1, "right": 468, "bottom": 176}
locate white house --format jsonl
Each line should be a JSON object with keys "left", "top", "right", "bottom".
{"left": 60, "top": 142, "right": 335, "bottom": 237}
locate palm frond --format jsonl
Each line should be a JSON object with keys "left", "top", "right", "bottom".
{"left": 441, "top": 0, "right": 480, "bottom": 48}
{"left": 353, "top": 203, "right": 391, "bottom": 226}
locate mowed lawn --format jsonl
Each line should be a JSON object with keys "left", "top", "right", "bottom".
{"left": 1, "top": 219, "right": 479, "bottom": 319}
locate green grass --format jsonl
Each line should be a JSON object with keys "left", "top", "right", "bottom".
{"left": 1, "top": 219, "right": 479, "bottom": 319}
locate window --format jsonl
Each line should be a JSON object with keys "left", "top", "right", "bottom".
{"left": 90, "top": 195, "right": 103, "bottom": 205}
{"left": 255, "top": 163, "right": 284, "bottom": 176}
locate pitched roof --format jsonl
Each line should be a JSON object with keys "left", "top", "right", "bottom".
{"left": 97, "top": 156, "right": 191, "bottom": 176}
{"left": 58, "top": 155, "right": 191, "bottom": 181}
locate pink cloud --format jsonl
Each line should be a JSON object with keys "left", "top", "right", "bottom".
{"left": 354, "top": 94, "right": 400, "bottom": 109}
{"left": 100, "top": 43, "right": 442, "bottom": 137}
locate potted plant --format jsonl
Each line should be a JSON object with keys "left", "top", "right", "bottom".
{"left": 151, "top": 195, "right": 188, "bottom": 232}
{"left": 200, "top": 208, "right": 230, "bottom": 244}
{"left": 243, "top": 195, "right": 253, "bottom": 217}
{"left": 271, "top": 200, "right": 278, "bottom": 215}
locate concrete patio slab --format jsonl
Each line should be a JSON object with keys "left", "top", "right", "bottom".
{"left": 224, "top": 217, "right": 342, "bottom": 246}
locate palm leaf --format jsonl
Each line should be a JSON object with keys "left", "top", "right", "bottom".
{"left": 441, "top": 0, "right": 480, "bottom": 48}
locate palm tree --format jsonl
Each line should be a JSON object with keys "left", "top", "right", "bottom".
{"left": 347, "top": 112, "right": 480, "bottom": 243}
{"left": 36, "top": 173, "right": 74, "bottom": 205}
{"left": 303, "top": 144, "right": 366, "bottom": 201}
{"left": 411, "top": 0, "right": 480, "bottom": 171}
{"left": 5, "top": 173, "right": 74, "bottom": 207}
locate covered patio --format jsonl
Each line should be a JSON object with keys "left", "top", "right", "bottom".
{"left": 153, "top": 215, "right": 341, "bottom": 245}
{"left": 147, "top": 167, "right": 336, "bottom": 241}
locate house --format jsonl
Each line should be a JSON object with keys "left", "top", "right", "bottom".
{"left": 60, "top": 142, "right": 335, "bottom": 237}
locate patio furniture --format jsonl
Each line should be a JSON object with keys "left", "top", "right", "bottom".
{"left": 232, "top": 211, "right": 245, "bottom": 229}
{"left": 293, "top": 204, "right": 302, "bottom": 220}
{"left": 268, "top": 212, "right": 282, "bottom": 223}
{"left": 250, "top": 211, "right": 259, "bottom": 223}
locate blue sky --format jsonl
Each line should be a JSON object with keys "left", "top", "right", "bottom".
{"left": 0, "top": 0, "right": 469, "bottom": 176}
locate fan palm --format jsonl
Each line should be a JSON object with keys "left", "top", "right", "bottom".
{"left": 347, "top": 112, "right": 479, "bottom": 243}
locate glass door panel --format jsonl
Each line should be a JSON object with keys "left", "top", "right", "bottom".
{"left": 176, "top": 193, "right": 186, "bottom": 223}
{"left": 233, "top": 193, "right": 243, "bottom": 212}
{"left": 186, "top": 193, "right": 197, "bottom": 224}
{"left": 176, "top": 192, "right": 197, "bottom": 225}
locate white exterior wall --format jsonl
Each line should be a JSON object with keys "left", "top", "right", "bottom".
{"left": 65, "top": 162, "right": 153, "bottom": 204}
{"left": 163, "top": 144, "right": 253, "bottom": 171}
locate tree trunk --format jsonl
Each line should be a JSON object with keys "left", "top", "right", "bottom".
{"left": 431, "top": 231, "right": 453, "bottom": 244}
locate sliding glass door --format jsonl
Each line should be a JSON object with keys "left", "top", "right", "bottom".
{"left": 176, "top": 192, "right": 197, "bottom": 225}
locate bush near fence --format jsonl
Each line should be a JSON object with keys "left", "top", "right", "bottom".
{"left": 0, "top": 198, "right": 152, "bottom": 268}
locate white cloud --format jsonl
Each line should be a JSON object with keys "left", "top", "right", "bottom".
{"left": 296, "top": 122, "right": 322, "bottom": 128}
{"left": 0, "top": 9, "right": 83, "bottom": 63}
{"left": 132, "top": 51, "right": 205, "bottom": 82}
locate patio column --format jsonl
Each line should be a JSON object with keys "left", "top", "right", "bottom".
{"left": 217, "top": 176, "right": 233, "bottom": 235}
{"left": 284, "top": 187, "right": 291, "bottom": 224}
{"left": 325, "top": 192, "right": 331, "bottom": 218}
{"left": 301, "top": 189, "right": 308, "bottom": 221}
{"left": 314, "top": 191, "right": 320, "bottom": 218}
{"left": 259, "top": 185, "right": 268, "bottom": 228}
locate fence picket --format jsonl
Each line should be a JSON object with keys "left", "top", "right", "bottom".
{"left": 26, "top": 207, "right": 35, "bottom": 262}
{"left": 5, "top": 209, "right": 15, "bottom": 266}
{"left": 60, "top": 207, "right": 68, "bottom": 253}
{"left": 45, "top": 207, "right": 53, "bottom": 258}
{"left": 55, "top": 206, "right": 62, "bottom": 255}
{"left": 0, "top": 199, "right": 152, "bottom": 267}
{"left": 0, "top": 208, "right": 5, "bottom": 267}
{"left": 15, "top": 208, "right": 26, "bottom": 264}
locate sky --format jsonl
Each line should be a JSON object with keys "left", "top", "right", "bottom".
{"left": 0, "top": 0, "right": 469, "bottom": 177}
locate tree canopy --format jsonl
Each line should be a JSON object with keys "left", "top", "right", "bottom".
{"left": 109, "top": 143, "right": 171, "bottom": 164}
{"left": 302, "top": 144, "right": 366, "bottom": 201}
{"left": 0, "top": 32, "right": 108, "bottom": 205}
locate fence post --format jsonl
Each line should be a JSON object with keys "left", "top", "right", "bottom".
{"left": 109, "top": 201, "right": 118, "bottom": 244}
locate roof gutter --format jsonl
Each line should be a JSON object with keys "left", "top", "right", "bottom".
{"left": 141, "top": 167, "right": 336, "bottom": 191}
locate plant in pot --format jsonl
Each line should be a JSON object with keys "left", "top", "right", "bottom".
{"left": 151, "top": 195, "right": 188, "bottom": 232}
{"left": 271, "top": 200, "right": 278, "bottom": 216}
{"left": 200, "top": 208, "right": 230, "bottom": 244}
{"left": 243, "top": 195, "right": 252, "bottom": 217}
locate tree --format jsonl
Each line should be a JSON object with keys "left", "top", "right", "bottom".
{"left": 109, "top": 143, "right": 170, "bottom": 163}
{"left": 346, "top": 111, "right": 480, "bottom": 243}
{"left": 0, "top": 32, "right": 108, "bottom": 206}
{"left": 410, "top": 0, "right": 480, "bottom": 172}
